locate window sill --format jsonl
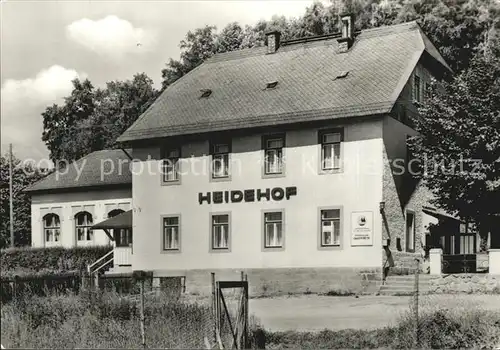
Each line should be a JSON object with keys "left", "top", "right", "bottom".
{"left": 263, "top": 246, "right": 285, "bottom": 252}
{"left": 318, "top": 244, "right": 343, "bottom": 251}
{"left": 161, "top": 249, "right": 181, "bottom": 254}
{"left": 319, "top": 168, "right": 343, "bottom": 175}
{"left": 262, "top": 172, "right": 286, "bottom": 179}
{"left": 210, "top": 248, "right": 231, "bottom": 253}
{"left": 161, "top": 180, "right": 181, "bottom": 186}
{"left": 210, "top": 175, "right": 231, "bottom": 183}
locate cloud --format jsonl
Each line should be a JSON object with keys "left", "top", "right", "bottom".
{"left": 2, "top": 65, "right": 81, "bottom": 106}
{"left": 66, "top": 15, "right": 156, "bottom": 57}
{"left": 1, "top": 65, "right": 84, "bottom": 161}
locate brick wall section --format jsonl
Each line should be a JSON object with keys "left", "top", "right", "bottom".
{"left": 429, "top": 274, "right": 500, "bottom": 294}
{"left": 172, "top": 267, "right": 382, "bottom": 297}
{"left": 382, "top": 123, "right": 432, "bottom": 273}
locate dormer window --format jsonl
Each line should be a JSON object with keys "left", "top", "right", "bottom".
{"left": 336, "top": 71, "right": 349, "bottom": 79}
{"left": 266, "top": 81, "right": 278, "bottom": 90}
{"left": 200, "top": 89, "right": 212, "bottom": 98}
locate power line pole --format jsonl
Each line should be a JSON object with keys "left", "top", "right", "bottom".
{"left": 9, "top": 143, "right": 14, "bottom": 248}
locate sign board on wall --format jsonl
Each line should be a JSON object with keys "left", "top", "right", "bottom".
{"left": 351, "top": 211, "right": 373, "bottom": 246}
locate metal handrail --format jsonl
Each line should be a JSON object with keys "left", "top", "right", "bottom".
{"left": 93, "top": 257, "right": 114, "bottom": 274}
{"left": 87, "top": 250, "right": 113, "bottom": 273}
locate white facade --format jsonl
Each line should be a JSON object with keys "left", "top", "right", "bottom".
{"left": 131, "top": 118, "right": 386, "bottom": 275}
{"left": 31, "top": 188, "right": 131, "bottom": 248}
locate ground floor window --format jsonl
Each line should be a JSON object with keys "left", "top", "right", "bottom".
{"left": 264, "top": 211, "right": 284, "bottom": 249}
{"left": 163, "top": 216, "right": 180, "bottom": 250}
{"left": 75, "top": 211, "right": 93, "bottom": 242}
{"left": 44, "top": 213, "right": 60, "bottom": 243}
{"left": 116, "top": 229, "right": 133, "bottom": 247}
{"left": 211, "top": 214, "right": 230, "bottom": 250}
{"left": 320, "top": 209, "right": 340, "bottom": 246}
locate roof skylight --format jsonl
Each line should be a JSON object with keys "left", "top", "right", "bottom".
{"left": 265, "top": 81, "right": 278, "bottom": 89}
{"left": 200, "top": 89, "right": 212, "bottom": 98}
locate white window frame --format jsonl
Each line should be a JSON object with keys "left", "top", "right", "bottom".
{"left": 44, "top": 214, "right": 61, "bottom": 243}
{"left": 320, "top": 209, "right": 341, "bottom": 247}
{"left": 162, "top": 148, "right": 181, "bottom": 184}
{"left": 263, "top": 210, "right": 285, "bottom": 250}
{"left": 263, "top": 134, "right": 285, "bottom": 176}
{"left": 210, "top": 213, "right": 231, "bottom": 252}
{"left": 162, "top": 215, "right": 180, "bottom": 251}
{"left": 320, "top": 132, "right": 342, "bottom": 171}
{"left": 211, "top": 141, "right": 231, "bottom": 179}
{"left": 75, "top": 211, "right": 93, "bottom": 242}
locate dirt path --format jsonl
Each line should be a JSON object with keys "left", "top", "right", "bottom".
{"left": 249, "top": 294, "right": 500, "bottom": 331}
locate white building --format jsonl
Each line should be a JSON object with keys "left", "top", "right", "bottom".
{"left": 27, "top": 149, "right": 132, "bottom": 254}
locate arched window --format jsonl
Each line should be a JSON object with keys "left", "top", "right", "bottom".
{"left": 75, "top": 211, "right": 93, "bottom": 242}
{"left": 108, "top": 209, "right": 132, "bottom": 247}
{"left": 43, "top": 214, "right": 60, "bottom": 243}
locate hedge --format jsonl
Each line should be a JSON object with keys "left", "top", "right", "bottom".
{"left": 0, "top": 246, "right": 112, "bottom": 278}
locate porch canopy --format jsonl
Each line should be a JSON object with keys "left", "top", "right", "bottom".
{"left": 91, "top": 210, "right": 132, "bottom": 241}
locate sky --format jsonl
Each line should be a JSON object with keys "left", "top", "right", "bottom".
{"left": 1, "top": 0, "right": 322, "bottom": 162}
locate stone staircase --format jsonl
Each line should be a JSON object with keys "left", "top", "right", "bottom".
{"left": 378, "top": 274, "right": 432, "bottom": 295}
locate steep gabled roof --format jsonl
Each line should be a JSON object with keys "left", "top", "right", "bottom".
{"left": 26, "top": 149, "right": 132, "bottom": 193}
{"left": 118, "top": 21, "right": 451, "bottom": 143}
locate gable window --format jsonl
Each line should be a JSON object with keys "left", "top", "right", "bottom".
{"left": 211, "top": 214, "right": 230, "bottom": 250}
{"left": 162, "top": 148, "right": 180, "bottom": 183}
{"left": 163, "top": 216, "right": 180, "bottom": 250}
{"left": 264, "top": 211, "right": 284, "bottom": 249}
{"left": 43, "top": 214, "right": 60, "bottom": 243}
{"left": 263, "top": 134, "right": 285, "bottom": 175}
{"left": 211, "top": 141, "right": 230, "bottom": 179}
{"left": 405, "top": 211, "right": 415, "bottom": 252}
{"left": 413, "top": 75, "right": 421, "bottom": 103}
{"left": 320, "top": 130, "right": 342, "bottom": 171}
{"left": 75, "top": 211, "right": 93, "bottom": 242}
{"left": 320, "top": 209, "right": 341, "bottom": 247}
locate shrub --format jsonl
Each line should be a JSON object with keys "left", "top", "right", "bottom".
{"left": 0, "top": 246, "right": 111, "bottom": 277}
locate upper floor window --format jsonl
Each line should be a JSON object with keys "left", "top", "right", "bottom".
{"left": 263, "top": 134, "right": 284, "bottom": 175}
{"left": 211, "top": 141, "right": 230, "bottom": 179}
{"left": 413, "top": 75, "right": 421, "bottom": 103}
{"left": 163, "top": 216, "right": 180, "bottom": 251}
{"left": 405, "top": 211, "right": 415, "bottom": 252}
{"left": 43, "top": 214, "right": 60, "bottom": 243}
{"left": 162, "top": 148, "right": 180, "bottom": 183}
{"left": 320, "top": 130, "right": 342, "bottom": 171}
{"left": 75, "top": 211, "right": 93, "bottom": 242}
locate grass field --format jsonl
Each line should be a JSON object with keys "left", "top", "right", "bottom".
{"left": 1, "top": 291, "right": 500, "bottom": 348}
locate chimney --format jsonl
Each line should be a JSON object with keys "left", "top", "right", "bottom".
{"left": 337, "top": 13, "right": 355, "bottom": 53}
{"left": 266, "top": 31, "right": 281, "bottom": 54}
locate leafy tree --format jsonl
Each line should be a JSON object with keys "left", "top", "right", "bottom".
{"left": 42, "top": 78, "right": 98, "bottom": 165}
{"left": 0, "top": 154, "right": 47, "bottom": 248}
{"left": 41, "top": 74, "right": 158, "bottom": 164}
{"left": 160, "top": 0, "right": 499, "bottom": 89}
{"left": 409, "top": 53, "right": 500, "bottom": 246}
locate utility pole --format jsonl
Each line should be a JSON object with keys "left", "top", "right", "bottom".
{"left": 9, "top": 143, "right": 14, "bottom": 248}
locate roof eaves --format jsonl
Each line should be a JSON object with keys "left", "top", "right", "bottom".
{"left": 118, "top": 102, "right": 394, "bottom": 142}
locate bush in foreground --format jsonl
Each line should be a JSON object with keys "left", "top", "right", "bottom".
{"left": 0, "top": 246, "right": 111, "bottom": 277}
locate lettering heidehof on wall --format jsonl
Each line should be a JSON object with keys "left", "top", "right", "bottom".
{"left": 198, "top": 187, "right": 297, "bottom": 204}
